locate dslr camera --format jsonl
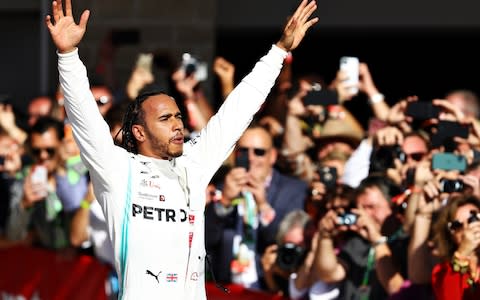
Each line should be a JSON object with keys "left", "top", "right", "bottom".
{"left": 275, "top": 243, "right": 307, "bottom": 272}
{"left": 372, "top": 145, "right": 406, "bottom": 170}
{"left": 337, "top": 211, "right": 357, "bottom": 226}
{"left": 439, "top": 178, "right": 464, "bottom": 193}
{"left": 318, "top": 166, "right": 337, "bottom": 190}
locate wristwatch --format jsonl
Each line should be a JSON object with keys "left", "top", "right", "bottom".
{"left": 372, "top": 236, "right": 388, "bottom": 247}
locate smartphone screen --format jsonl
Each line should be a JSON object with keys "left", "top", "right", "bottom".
{"left": 405, "top": 101, "right": 440, "bottom": 120}
{"left": 303, "top": 90, "right": 339, "bottom": 106}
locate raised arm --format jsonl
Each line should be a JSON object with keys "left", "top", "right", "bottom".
{"left": 184, "top": 0, "right": 318, "bottom": 180}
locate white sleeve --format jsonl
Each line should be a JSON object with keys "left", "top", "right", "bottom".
{"left": 341, "top": 139, "right": 373, "bottom": 188}
{"left": 57, "top": 49, "right": 127, "bottom": 191}
{"left": 183, "top": 45, "right": 287, "bottom": 182}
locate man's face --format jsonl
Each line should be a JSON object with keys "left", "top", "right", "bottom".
{"left": 356, "top": 186, "right": 392, "bottom": 226}
{"left": 402, "top": 135, "right": 428, "bottom": 167}
{"left": 237, "top": 128, "right": 276, "bottom": 182}
{"left": 136, "top": 94, "right": 184, "bottom": 159}
{"left": 30, "top": 128, "right": 61, "bottom": 175}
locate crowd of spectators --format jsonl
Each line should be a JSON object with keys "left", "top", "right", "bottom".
{"left": 2, "top": 24, "right": 480, "bottom": 300}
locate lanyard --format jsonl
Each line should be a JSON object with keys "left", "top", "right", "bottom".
{"left": 361, "top": 246, "right": 375, "bottom": 287}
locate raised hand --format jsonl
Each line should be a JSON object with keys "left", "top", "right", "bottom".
{"left": 276, "top": 0, "right": 318, "bottom": 52}
{"left": 213, "top": 57, "right": 235, "bottom": 83}
{"left": 45, "top": 0, "right": 90, "bottom": 53}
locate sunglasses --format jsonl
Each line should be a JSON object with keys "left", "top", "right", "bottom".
{"left": 96, "top": 96, "right": 110, "bottom": 106}
{"left": 31, "top": 147, "right": 56, "bottom": 158}
{"left": 405, "top": 152, "right": 426, "bottom": 162}
{"left": 237, "top": 147, "right": 268, "bottom": 157}
{"left": 448, "top": 210, "right": 480, "bottom": 232}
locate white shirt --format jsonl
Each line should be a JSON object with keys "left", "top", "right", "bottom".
{"left": 58, "top": 45, "right": 287, "bottom": 300}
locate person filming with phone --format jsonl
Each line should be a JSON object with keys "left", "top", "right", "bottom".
{"left": 205, "top": 125, "right": 308, "bottom": 290}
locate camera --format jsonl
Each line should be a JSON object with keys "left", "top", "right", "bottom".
{"left": 318, "top": 166, "right": 337, "bottom": 190}
{"left": 337, "top": 212, "right": 357, "bottom": 226}
{"left": 439, "top": 178, "right": 464, "bottom": 193}
{"left": 181, "top": 53, "right": 207, "bottom": 81}
{"left": 373, "top": 145, "right": 406, "bottom": 169}
{"left": 468, "top": 210, "right": 480, "bottom": 224}
{"left": 275, "top": 243, "right": 307, "bottom": 272}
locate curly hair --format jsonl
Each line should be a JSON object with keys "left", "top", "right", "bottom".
{"left": 432, "top": 195, "right": 480, "bottom": 260}
{"left": 117, "top": 88, "right": 168, "bottom": 154}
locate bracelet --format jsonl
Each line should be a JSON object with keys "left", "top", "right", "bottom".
{"left": 80, "top": 199, "right": 91, "bottom": 209}
{"left": 452, "top": 251, "right": 480, "bottom": 286}
{"left": 372, "top": 236, "right": 388, "bottom": 247}
{"left": 369, "top": 93, "right": 385, "bottom": 105}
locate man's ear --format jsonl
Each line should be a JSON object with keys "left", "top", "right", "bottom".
{"left": 132, "top": 124, "right": 146, "bottom": 142}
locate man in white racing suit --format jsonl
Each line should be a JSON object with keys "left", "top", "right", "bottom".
{"left": 45, "top": 0, "right": 318, "bottom": 298}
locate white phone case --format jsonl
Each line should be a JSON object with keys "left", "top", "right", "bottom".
{"left": 340, "top": 56, "right": 359, "bottom": 96}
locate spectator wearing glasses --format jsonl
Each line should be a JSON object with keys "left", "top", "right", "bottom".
{"left": 6, "top": 117, "right": 88, "bottom": 250}
{"left": 432, "top": 195, "right": 480, "bottom": 300}
{"left": 205, "top": 124, "right": 308, "bottom": 290}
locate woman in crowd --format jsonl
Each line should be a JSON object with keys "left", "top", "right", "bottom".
{"left": 432, "top": 195, "right": 480, "bottom": 300}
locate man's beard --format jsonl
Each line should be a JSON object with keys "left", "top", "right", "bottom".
{"left": 144, "top": 126, "right": 183, "bottom": 159}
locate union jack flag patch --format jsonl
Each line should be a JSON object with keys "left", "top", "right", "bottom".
{"left": 166, "top": 273, "right": 178, "bottom": 282}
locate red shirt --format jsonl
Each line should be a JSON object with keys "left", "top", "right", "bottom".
{"left": 432, "top": 261, "right": 480, "bottom": 300}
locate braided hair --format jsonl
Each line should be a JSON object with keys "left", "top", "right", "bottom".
{"left": 117, "top": 88, "right": 168, "bottom": 154}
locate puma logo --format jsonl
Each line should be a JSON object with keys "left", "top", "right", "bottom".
{"left": 146, "top": 269, "right": 162, "bottom": 283}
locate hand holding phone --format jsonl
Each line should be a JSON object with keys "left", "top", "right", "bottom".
{"left": 235, "top": 148, "right": 250, "bottom": 171}
{"left": 405, "top": 101, "right": 440, "bottom": 121}
{"left": 136, "top": 53, "right": 154, "bottom": 73}
{"left": 30, "top": 165, "right": 48, "bottom": 199}
{"left": 339, "top": 56, "right": 359, "bottom": 96}
{"left": 303, "top": 89, "right": 339, "bottom": 107}
{"left": 430, "top": 121, "right": 469, "bottom": 148}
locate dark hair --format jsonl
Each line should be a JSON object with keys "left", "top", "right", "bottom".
{"left": 118, "top": 88, "right": 167, "bottom": 154}
{"left": 432, "top": 195, "right": 480, "bottom": 260}
{"left": 29, "top": 116, "right": 64, "bottom": 141}
{"left": 356, "top": 175, "right": 402, "bottom": 205}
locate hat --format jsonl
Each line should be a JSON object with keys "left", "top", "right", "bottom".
{"left": 314, "top": 117, "right": 365, "bottom": 151}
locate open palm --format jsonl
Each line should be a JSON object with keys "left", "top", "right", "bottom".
{"left": 45, "top": 0, "right": 90, "bottom": 53}
{"left": 277, "top": 0, "right": 318, "bottom": 52}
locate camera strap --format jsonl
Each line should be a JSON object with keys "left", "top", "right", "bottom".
{"left": 360, "top": 247, "right": 375, "bottom": 291}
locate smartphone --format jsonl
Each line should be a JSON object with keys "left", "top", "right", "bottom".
{"left": 405, "top": 101, "right": 440, "bottom": 120}
{"left": 181, "top": 53, "right": 208, "bottom": 81}
{"left": 430, "top": 121, "right": 469, "bottom": 148}
{"left": 31, "top": 165, "right": 48, "bottom": 184}
{"left": 303, "top": 90, "right": 339, "bottom": 106}
{"left": 136, "top": 53, "right": 154, "bottom": 73}
{"left": 235, "top": 149, "right": 249, "bottom": 171}
{"left": 439, "top": 178, "right": 464, "bottom": 193}
{"left": 318, "top": 166, "right": 337, "bottom": 189}
{"left": 339, "top": 56, "right": 359, "bottom": 96}
{"left": 431, "top": 153, "right": 467, "bottom": 172}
